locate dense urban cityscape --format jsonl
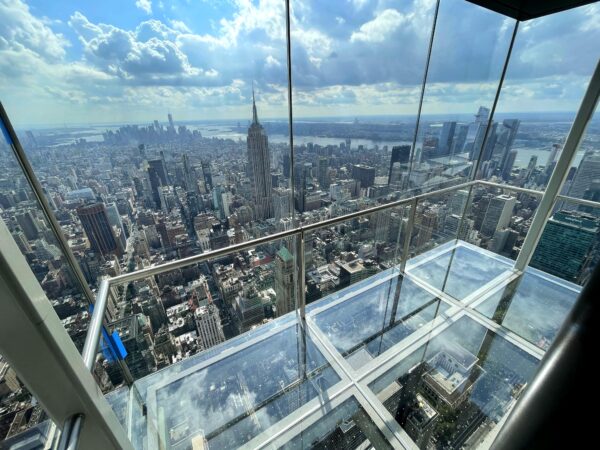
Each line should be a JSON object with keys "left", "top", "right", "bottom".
{"left": 1, "top": 92, "right": 598, "bottom": 446}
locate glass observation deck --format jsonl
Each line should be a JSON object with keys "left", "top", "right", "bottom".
{"left": 0, "top": 0, "right": 598, "bottom": 449}
{"left": 102, "top": 240, "right": 579, "bottom": 449}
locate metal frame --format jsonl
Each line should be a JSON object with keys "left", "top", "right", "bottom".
{"left": 81, "top": 178, "right": 600, "bottom": 379}
{"left": 0, "top": 102, "right": 96, "bottom": 307}
{"left": 514, "top": 58, "right": 600, "bottom": 271}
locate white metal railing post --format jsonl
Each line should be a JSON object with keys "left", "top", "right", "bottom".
{"left": 514, "top": 59, "right": 600, "bottom": 272}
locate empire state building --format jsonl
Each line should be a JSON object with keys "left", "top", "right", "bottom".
{"left": 247, "top": 90, "right": 273, "bottom": 220}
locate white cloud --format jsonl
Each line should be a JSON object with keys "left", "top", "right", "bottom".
{"left": 265, "top": 55, "right": 281, "bottom": 68}
{"left": 0, "top": 0, "right": 68, "bottom": 60}
{"left": 349, "top": 0, "right": 370, "bottom": 10}
{"left": 135, "top": 0, "right": 152, "bottom": 15}
{"left": 350, "top": 9, "right": 406, "bottom": 43}
{"left": 170, "top": 19, "right": 191, "bottom": 33}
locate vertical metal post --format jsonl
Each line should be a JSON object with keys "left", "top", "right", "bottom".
{"left": 400, "top": 198, "right": 418, "bottom": 273}
{"left": 514, "top": 59, "right": 600, "bottom": 272}
{"left": 295, "top": 231, "right": 307, "bottom": 381}
{"left": 0, "top": 102, "right": 96, "bottom": 307}
{"left": 404, "top": 0, "right": 440, "bottom": 193}
{"left": 284, "top": 0, "right": 296, "bottom": 227}
{"left": 297, "top": 230, "right": 306, "bottom": 321}
{"left": 456, "top": 184, "right": 475, "bottom": 242}
{"left": 469, "top": 21, "right": 519, "bottom": 181}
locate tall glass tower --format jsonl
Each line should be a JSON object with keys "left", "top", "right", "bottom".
{"left": 246, "top": 90, "right": 273, "bottom": 220}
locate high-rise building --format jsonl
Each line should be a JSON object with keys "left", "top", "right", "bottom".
{"left": 531, "top": 210, "right": 599, "bottom": 283}
{"left": 388, "top": 145, "right": 411, "bottom": 184}
{"left": 463, "top": 106, "right": 490, "bottom": 159}
{"left": 317, "top": 156, "right": 330, "bottom": 189}
{"left": 167, "top": 112, "right": 174, "bottom": 131}
{"left": 273, "top": 187, "right": 292, "bottom": 221}
{"left": 195, "top": 304, "right": 226, "bottom": 350}
{"left": 282, "top": 153, "right": 291, "bottom": 178}
{"left": 15, "top": 211, "right": 39, "bottom": 240}
{"left": 77, "top": 203, "right": 122, "bottom": 256}
{"left": 480, "top": 194, "right": 516, "bottom": 238}
{"left": 449, "top": 189, "right": 470, "bottom": 216}
{"left": 437, "top": 122, "right": 456, "bottom": 156}
{"left": 201, "top": 160, "right": 212, "bottom": 190}
{"left": 247, "top": 90, "right": 273, "bottom": 220}
{"left": 275, "top": 246, "right": 295, "bottom": 316}
{"left": 352, "top": 164, "right": 375, "bottom": 189}
{"left": 148, "top": 158, "right": 169, "bottom": 186}
{"left": 501, "top": 149, "right": 518, "bottom": 180}
{"left": 494, "top": 119, "right": 520, "bottom": 171}
{"left": 567, "top": 150, "right": 600, "bottom": 199}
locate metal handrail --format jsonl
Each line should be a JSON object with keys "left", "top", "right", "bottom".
{"left": 81, "top": 178, "right": 600, "bottom": 372}
{"left": 70, "top": 177, "right": 600, "bottom": 449}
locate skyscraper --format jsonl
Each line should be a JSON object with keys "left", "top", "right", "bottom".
{"left": 352, "top": 164, "right": 375, "bottom": 189}
{"left": 388, "top": 145, "right": 411, "bottom": 184}
{"left": 437, "top": 122, "right": 456, "bottom": 156}
{"left": 317, "top": 156, "right": 330, "bottom": 189}
{"left": 195, "top": 304, "right": 226, "bottom": 349}
{"left": 247, "top": 90, "right": 273, "bottom": 220}
{"left": 495, "top": 119, "right": 520, "bottom": 170}
{"left": 77, "top": 203, "right": 122, "bottom": 256}
{"left": 480, "top": 194, "right": 516, "bottom": 238}
{"left": 531, "top": 210, "right": 599, "bottom": 283}
{"left": 501, "top": 149, "right": 517, "bottom": 180}
{"left": 567, "top": 150, "right": 600, "bottom": 199}
{"left": 275, "top": 246, "right": 295, "bottom": 316}
{"left": 463, "top": 106, "right": 490, "bottom": 159}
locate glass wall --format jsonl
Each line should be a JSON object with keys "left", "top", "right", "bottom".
{"left": 407, "top": 0, "right": 516, "bottom": 194}
{"left": 290, "top": 0, "right": 436, "bottom": 222}
{"left": 478, "top": 3, "right": 600, "bottom": 192}
{"left": 1, "top": 0, "right": 599, "bottom": 448}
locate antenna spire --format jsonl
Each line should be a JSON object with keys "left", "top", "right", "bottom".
{"left": 252, "top": 82, "right": 258, "bottom": 124}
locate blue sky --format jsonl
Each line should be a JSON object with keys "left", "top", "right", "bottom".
{"left": 0, "top": 0, "right": 598, "bottom": 126}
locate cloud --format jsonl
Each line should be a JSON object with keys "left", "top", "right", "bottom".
{"left": 0, "top": 0, "right": 599, "bottom": 125}
{"left": 135, "top": 0, "right": 152, "bottom": 15}
{"left": 0, "top": 0, "right": 68, "bottom": 60}
{"left": 350, "top": 9, "right": 406, "bottom": 43}
{"left": 170, "top": 19, "right": 191, "bottom": 34}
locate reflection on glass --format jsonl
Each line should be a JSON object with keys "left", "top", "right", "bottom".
{"left": 143, "top": 322, "right": 340, "bottom": 449}
{"left": 280, "top": 397, "right": 392, "bottom": 450}
{"left": 290, "top": 0, "right": 434, "bottom": 220}
{"left": 369, "top": 316, "right": 539, "bottom": 449}
{"left": 476, "top": 270, "right": 580, "bottom": 350}
{"left": 460, "top": 184, "right": 541, "bottom": 261}
{"left": 311, "top": 273, "right": 450, "bottom": 370}
{"left": 481, "top": 6, "right": 600, "bottom": 192}
{"left": 407, "top": 243, "right": 511, "bottom": 300}
{"left": 305, "top": 206, "right": 409, "bottom": 305}
{"left": 0, "top": 354, "right": 54, "bottom": 446}
{"left": 407, "top": 0, "right": 516, "bottom": 194}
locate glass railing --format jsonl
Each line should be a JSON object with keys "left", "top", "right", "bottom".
{"left": 0, "top": 0, "right": 598, "bottom": 448}
{"left": 74, "top": 179, "right": 596, "bottom": 449}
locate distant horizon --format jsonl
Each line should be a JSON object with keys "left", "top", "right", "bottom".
{"left": 14, "top": 110, "right": 588, "bottom": 131}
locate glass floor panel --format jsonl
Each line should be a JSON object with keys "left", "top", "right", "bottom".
{"left": 277, "top": 396, "right": 393, "bottom": 450}
{"left": 368, "top": 315, "right": 540, "bottom": 449}
{"left": 475, "top": 268, "right": 581, "bottom": 350}
{"left": 310, "top": 272, "right": 451, "bottom": 371}
{"left": 406, "top": 243, "right": 512, "bottom": 301}
{"left": 142, "top": 322, "right": 342, "bottom": 450}
{"left": 115, "top": 241, "right": 580, "bottom": 449}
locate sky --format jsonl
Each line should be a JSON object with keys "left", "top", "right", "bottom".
{"left": 0, "top": 0, "right": 598, "bottom": 126}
